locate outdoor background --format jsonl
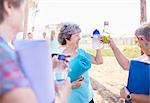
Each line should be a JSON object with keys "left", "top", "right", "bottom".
{"left": 79, "top": 39, "right": 141, "bottom": 103}
{"left": 21, "top": 0, "right": 149, "bottom": 102}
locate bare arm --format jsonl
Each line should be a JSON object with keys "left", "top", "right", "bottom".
{"left": 109, "top": 39, "right": 129, "bottom": 70}
{"left": 120, "top": 87, "right": 150, "bottom": 103}
{"left": 130, "top": 94, "right": 150, "bottom": 103}
{"left": 55, "top": 78, "right": 71, "bottom": 103}
{"left": 0, "top": 88, "right": 37, "bottom": 103}
{"left": 91, "top": 49, "right": 103, "bottom": 65}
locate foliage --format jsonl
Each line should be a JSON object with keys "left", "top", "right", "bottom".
{"left": 84, "top": 45, "right": 141, "bottom": 59}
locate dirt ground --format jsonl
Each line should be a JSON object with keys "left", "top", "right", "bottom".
{"left": 89, "top": 57, "right": 128, "bottom": 103}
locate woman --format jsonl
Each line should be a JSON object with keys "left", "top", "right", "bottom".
{"left": 0, "top": 1, "right": 70, "bottom": 103}
{"left": 109, "top": 22, "right": 150, "bottom": 103}
{"left": 0, "top": 0, "right": 37, "bottom": 103}
{"left": 50, "top": 30, "right": 60, "bottom": 57}
{"left": 58, "top": 23, "right": 103, "bottom": 103}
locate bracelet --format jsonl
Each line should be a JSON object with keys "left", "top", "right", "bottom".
{"left": 127, "top": 94, "right": 132, "bottom": 102}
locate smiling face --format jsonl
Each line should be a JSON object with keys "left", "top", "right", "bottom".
{"left": 66, "top": 32, "right": 81, "bottom": 48}
{"left": 58, "top": 23, "right": 81, "bottom": 47}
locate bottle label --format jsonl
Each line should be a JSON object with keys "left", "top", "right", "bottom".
{"left": 55, "top": 72, "right": 65, "bottom": 82}
{"left": 102, "top": 35, "right": 110, "bottom": 43}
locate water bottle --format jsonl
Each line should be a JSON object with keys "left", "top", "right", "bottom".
{"left": 102, "top": 21, "right": 111, "bottom": 43}
{"left": 91, "top": 29, "right": 101, "bottom": 49}
{"left": 54, "top": 54, "right": 68, "bottom": 83}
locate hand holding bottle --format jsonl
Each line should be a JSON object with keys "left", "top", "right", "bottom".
{"left": 102, "top": 21, "right": 111, "bottom": 43}
{"left": 107, "top": 38, "right": 117, "bottom": 49}
{"left": 55, "top": 77, "right": 71, "bottom": 103}
{"left": 91, "top": 29, "right": 104, "bottom": 49}
{"left": 53, "top": 54, "right": 70, "bottom": 83}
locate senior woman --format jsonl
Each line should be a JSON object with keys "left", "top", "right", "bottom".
{"left": 58, "top": 23, "right": 103, "bottom": 103}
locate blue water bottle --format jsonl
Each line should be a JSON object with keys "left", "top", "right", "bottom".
{"left": 54, "top": 54, "right": 67, "bottom": 83}
{"left": 92, "top": 29, "right": 101, "bottom": 49}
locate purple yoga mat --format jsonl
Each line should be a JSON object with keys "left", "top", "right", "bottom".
{"left": 13, "top": 40, "right": 55, "bottom": 103}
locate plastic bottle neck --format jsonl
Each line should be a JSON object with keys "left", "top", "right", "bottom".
{"left": 103, "top": 25, "right": 110, "bottom": 35}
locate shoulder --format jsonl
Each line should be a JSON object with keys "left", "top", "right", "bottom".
{"left": 77, "top": 48, "right": 87, "bottom": 55}
{"left": 77, "top": 48, "right": 93, "bottom": 60}
{"left": 0, "top": 43, "right": 15, "bottom": 62}
{"left": 0, "top": 44, "right": 29, "bottom": 95}
{"left": 133, "top": 55, "right": 150, "bottom": 64}
{"left": 77, "top": 48, "right": 88, "bottom": 54}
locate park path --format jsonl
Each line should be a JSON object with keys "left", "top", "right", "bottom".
{"left": 90, "top": 57, "right": 128, "bottom": 103}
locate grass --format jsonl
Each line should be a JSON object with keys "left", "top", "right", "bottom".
{"left": 83, "top": 45, "right": 141, "bottom": 59}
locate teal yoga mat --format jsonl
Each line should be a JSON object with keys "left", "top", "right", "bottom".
{"left": 68, "top": 54, "right": 91, "bottom": 82}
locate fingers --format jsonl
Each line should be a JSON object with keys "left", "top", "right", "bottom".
{"left": 71, "top": 77, "right": 84, "bottom": 88}
{"left": 64, "top": 55, "right": 71, "bottom": 62}
{"left": 120, "top": 87, "right": 128, "bottom": 100}
{"left": 65, "top": 55, "right": 71, "bottom": 58}
{"left": 63, "top": 77, "right": 71, "bottom": 91}
{"left": 52, "top": 55, "right": 59, "bottom": 69}
{"left": 65, "top": 77, "right": 71, "bottom": 86}
{"left": 98, "top": 35, "right": 103, "bottom": 42}
{"left": 64, "top": 59, "right": 69, "bottom": 63}
{"left": 120, "top": 88, "right": 124, "bottom": 98}
{"left": 58, "top": 54, "right": 71, "bottom": 63}
{"left": 52, "top": 54, "right": 71, "bottom": 69}
{"left": 123, "top": 86, "right": 130, "bottom": 95}
{"left": 55, "top": 77, "right": 71, "bottom": 103}
{"left": 56, "top": 77, "right": 71, "bottom": 90}
{"left": 77, "top": 76, "right": 84, "bottom": 81}
{"left": 71, "top": 82, "right": 82, "bottom": 88}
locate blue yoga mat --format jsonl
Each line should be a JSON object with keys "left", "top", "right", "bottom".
{"left": 13, "top": 40, "right": 55, "bottom": 103}
{"left": 125, "top": 60, "right": 150, "bottom": 103}
{"left": 68, "top": 54, "right": 91, "bottom": 82}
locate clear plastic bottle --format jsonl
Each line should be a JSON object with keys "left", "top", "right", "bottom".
{"left": 54, "top": 54, "right": 68, "bottom": 83}
{"left": 92, "top": 29, "right": 101, "bottom": 49}
{"left": 102, "top": 21, "right": 111, "bottom": 43}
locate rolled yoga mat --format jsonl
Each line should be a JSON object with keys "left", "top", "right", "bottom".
{"left": 13, "top": 40, "right": 55, "bottom": 103}
{"left": 68, "top": 54, "right": 91, "bottom": 82}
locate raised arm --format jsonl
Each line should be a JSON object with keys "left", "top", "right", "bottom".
{"left": 109, "top": 39, "right": 129, "bottom": 70}
{"left": 91, "top": 49, "right": 103, "bottom": 65}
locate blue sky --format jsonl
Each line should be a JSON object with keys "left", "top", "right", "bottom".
{"left": 30, "top": 0, "right": 150, "bottom": 37}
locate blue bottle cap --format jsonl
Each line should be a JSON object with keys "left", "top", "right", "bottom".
{"left": 93, "top": 29, "right": 100, "bottom": 35}
{"left": 58, "top": 54, "right": 66, "bottom": 61}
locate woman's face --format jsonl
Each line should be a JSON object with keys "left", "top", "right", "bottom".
{"left": 67, "top": 33, "right": 81, "bottom": 48}
{"left": 136, "top": 35, "right": 150, "bottom": 56}
{"left": 9, "top": 1, "right": 26, "bottom": 33}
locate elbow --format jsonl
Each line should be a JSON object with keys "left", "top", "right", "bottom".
{"left": 96, "top": 60, "right": 103, "bottom": 65}
{"left": 93, "top": 57, "right": 103, "bottom": 65}
{"left": 121, "top": 62, "right": 129, "bottom": 71}
{"left": 122, "top": 66, "right": 129, "bottom": 71}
